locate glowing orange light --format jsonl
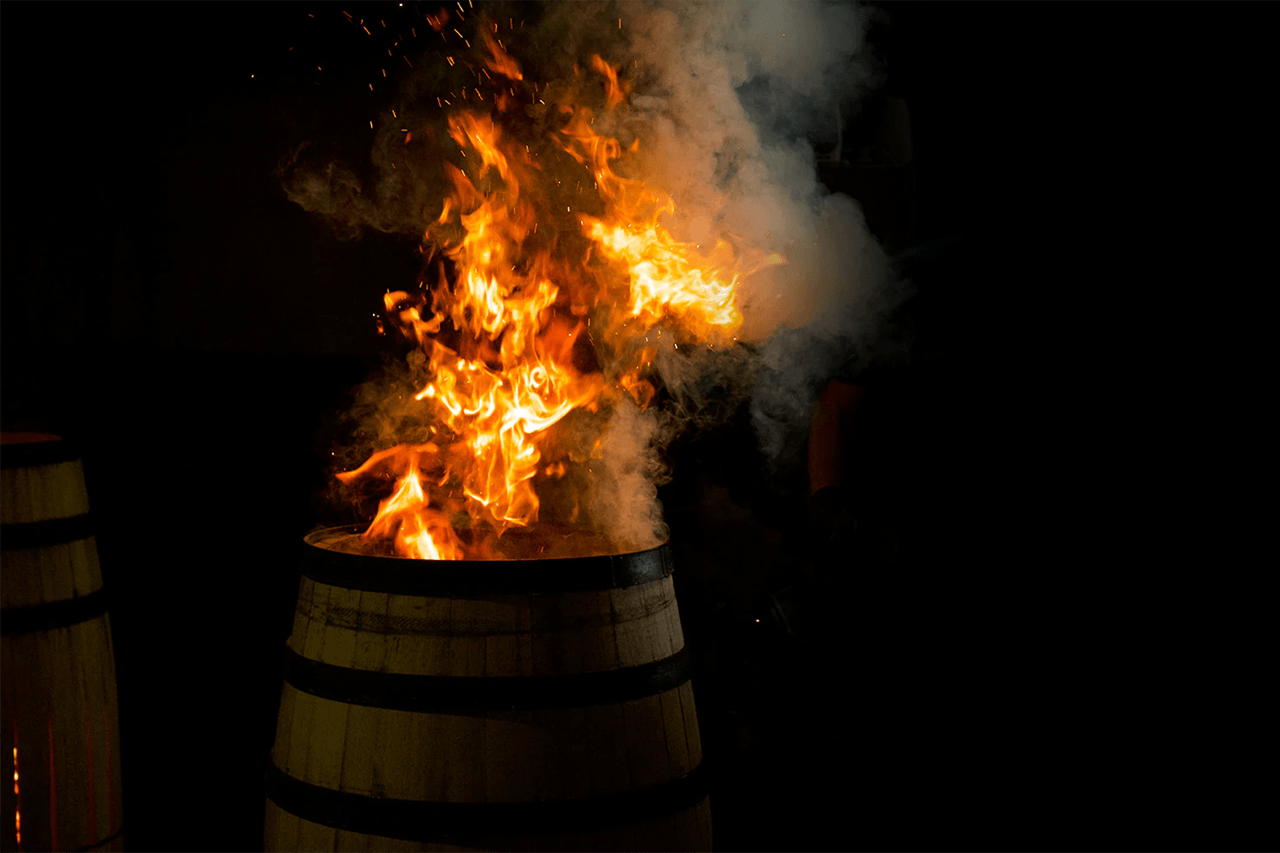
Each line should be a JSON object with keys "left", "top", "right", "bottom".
{"left": 12, "top": 743, "right": 19, "bottom": 846}
{"left": 337, "top": 55, "right": 783, "bottom": 560}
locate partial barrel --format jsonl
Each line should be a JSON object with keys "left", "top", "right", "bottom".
{"left": 1, "top": 433, "right": 124, "bottom": 852}
{"left": 265, "top": 526, "right": 710, "bottom": 852}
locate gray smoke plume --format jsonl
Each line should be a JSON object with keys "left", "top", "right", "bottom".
{"left": 288, "top": 0, "right": 908, "bottom": 552}
{"left": 607, "top": 1, "right": 907, "bottom": 471}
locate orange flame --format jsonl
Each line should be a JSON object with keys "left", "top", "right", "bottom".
{"left": 11, "top": 742, "right": 18, "bottom": 847}
{"left": 590, "top": 54, "right": 626, "bottom": 110}
{"left": 481, "top": 29, "right": 522, "bottom": 81}
{"left": 338, "top": 55, "right": 782, "bottom": 559}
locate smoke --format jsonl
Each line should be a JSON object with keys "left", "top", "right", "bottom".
{"left": 583, "top": 399, "right": 673, "bottom": 553}
{"left": 289, "top": 0, "right": 908, "bottom": 553}
{"left": 608, "top": 1, "right": 907, "bottom": 474}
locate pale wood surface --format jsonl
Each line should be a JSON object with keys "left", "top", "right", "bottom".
{"left": 1, "top": 538, "right": 102, "bottom": 610}
{"left": 2, "top": 453, "right": 122, "bottom": 852}
{"left": 1, "top": 456, "right": 102, "bottom": 610}
{"left": 1, "top": 616, "right": 123, "bottom": 852}
{"left": 267, "top": 569, "right": 708, "bottom": 851}
{"left": 0, "top": 459, "right": 91, "bottom": 525}
{"left": 288, "top": 576, "right": 682, "bottom": 676}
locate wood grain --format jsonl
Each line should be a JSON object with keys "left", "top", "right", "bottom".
{"left": 1, "top": 444, "right": 123, "bottom": 853}
{"left": 266, "top": 546, "right": 708, "bottom": 852}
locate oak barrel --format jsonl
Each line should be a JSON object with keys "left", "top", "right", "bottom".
{"left": 264, "top": 525, "right": 710, "bottom": 852}
{"left": 1, "top": 434, "right": 124, "bottom": 852}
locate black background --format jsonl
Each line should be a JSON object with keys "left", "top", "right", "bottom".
{"left": 2, "top": 2, "right": 1266, "bottom": 851}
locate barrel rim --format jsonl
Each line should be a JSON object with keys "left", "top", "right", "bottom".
{"left": 0, "top": 432, "right": 63, "bottom": 445}
{"left": 301, "top": 524, "right": 674, "bottom": 595}
{"left": 304, "top": 523, "right": 668, "bottom": 563}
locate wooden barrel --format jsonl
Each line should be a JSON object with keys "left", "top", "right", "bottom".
{"left": 264, "top": 526, "right": 711, "bottom": 852}
{"left": 0, "top": 433, "right": 124, "bottom": 853}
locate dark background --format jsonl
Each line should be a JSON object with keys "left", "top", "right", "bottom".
{"left": 1, "top": 3, "right": 1264, "bottom": 851}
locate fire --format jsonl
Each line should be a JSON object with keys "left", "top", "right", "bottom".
{"left": 337, "top": 39, "right": 783, "bottom": 560}
{"left": 12, "top": 744, "right": 19, "bottom": 847}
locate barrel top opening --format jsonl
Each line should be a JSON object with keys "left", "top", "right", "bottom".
{"left": 1, "top": 433, "right": 81, "bottom": 469}
{"left": 301, "top": 524, "right": 674, "bottom": 594}
{"left": 1, "top": 432, "right": 63, "bottom": 445}
{"left": 305, "top": 524, "right": 668, "bottom": 564}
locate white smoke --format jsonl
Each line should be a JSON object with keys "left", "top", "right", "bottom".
{"left": 609, "top": 0, "right": 906, "bottom": 470}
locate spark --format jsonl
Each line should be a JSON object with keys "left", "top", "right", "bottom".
{"left": 454, "top": 28, "right": 463, "bottom": 39}
{"left": 364, "top": 25, "right": 371, "bottom": 35}
{"left": 382, "top": 68, "right": 387, "bottom": 77}
{"left": 447, "top": 56, "right": 455, "bottom": 66}
{"left": 392, "top": 109, "right": 397, "bottom": 118}
{"left": 370, "top": 120, "right": 374, "bottom": 128}
{"left": 405, "top": 56, "right": 413, "bottom": 68}
{"left": 370, "top": 83, "right": 375, "bottom": 90}
{"left": 342, "top": 10, "right": 352, "bottom": 20}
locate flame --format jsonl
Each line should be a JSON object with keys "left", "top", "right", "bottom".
{"left": 338, "top": 54, "right": 782, "bottom": 559}
{"left": 12, "top": 744, "right": 18, "bottom": 847}
{"left": 481, "top": 29, "right": 522, "bottom": 81}
{"left": 590, "top": 54, "right": 626, "bottom": 110}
